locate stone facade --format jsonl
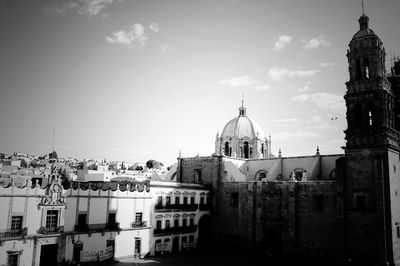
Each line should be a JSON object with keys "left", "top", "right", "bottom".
{"left": 175, "top": 12, "right": 400, "bottom": 266}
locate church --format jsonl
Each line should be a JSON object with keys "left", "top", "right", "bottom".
{"left": 174, "top": 11, "right": 400, "bottom": 266}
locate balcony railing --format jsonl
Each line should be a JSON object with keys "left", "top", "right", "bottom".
{"left": 131, "top": 221, "right": 147, "bottom": 228}
{"left": 153, "top": 225, "right": 197, "bottom": 236}
{"left": 180, "top": 204, "right": 198, "bottom": 211}
{"left": 74, "top": 223, "right": 120, "bottom": 232}
{"left": 0, "top": 228, "right": 27, "bottom": 238}
{"left": 155, "top": 204, "right": 199, "bottom": 212}
{"left": 39, "top": 195, "right": 66, "bottom": 206}
{"left": 199, "top": 203, "right": 211, "bottom": 211}
{"left": 38, "top": 226, "right": 64, "bottom": 235}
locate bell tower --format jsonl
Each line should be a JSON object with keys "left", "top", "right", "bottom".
{"left": 345, "top": 13, "right": 396, "bottom": 148}
{"left": 342, "top": 10, "right": 400, "bottom": 266}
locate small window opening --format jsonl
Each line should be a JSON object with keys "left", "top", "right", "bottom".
{"left": 369, "top": 111, "right": 373, "bottom": 126}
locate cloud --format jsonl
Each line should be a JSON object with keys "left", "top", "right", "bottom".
{"left": 43, "top": 0, "right": 124, "bottom": 17}
{"left": 297, "top": 85, "right": 310, "bottom": 92}
{"left": 319, "top": 62, "right": 337, "bottom": 67}
{"left": 149, "top": 22, "right": 160, "bottom": 32}
{"left": 303, "top": 36, "right": 330, "bottom": 50}
{"left": 254, "top": 85, "right": 270, "bottom": 91}
{"left": 268, "top": 68, "right": 321, "bottom": 81}
{"left": 291, "top": 92, "right": 345, "bottom": 112}
{"left": 273, "top": 35, "right": 293, "bottom": 51}
{"left": 218, "top": 75, "right": 257, "bottom": 87}
{"left": 160, "top": 44, "right": 169, "bottom": 54}
{"left": 106, "top": 24, "right": 147, "bottom": 46}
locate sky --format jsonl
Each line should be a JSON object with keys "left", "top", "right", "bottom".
{"left": 0, "top": 0, "right": 399, "bottom": 166}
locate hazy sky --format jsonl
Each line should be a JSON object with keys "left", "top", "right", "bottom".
{"left": 0, "top": 0, "right": 399, "bottom": 165}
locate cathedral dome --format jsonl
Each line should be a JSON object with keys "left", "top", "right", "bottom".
{"left": 221, "top": 115, "right": 265, "bottom": 140}
{"left": 215, "top": 102, "right": 271, "bottom": 159}
{"left": 351, "top": 14, "right": 378, "bottom": 41}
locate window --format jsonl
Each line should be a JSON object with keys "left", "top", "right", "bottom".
{"left": 182, "top": 236, "right": 187, "bottom": 243}
{"left": 156, "top": 220, "right": 162, "bottom": 230}
{"left": 294, "top": 171, "right": 303, "bottom": 181}
{"left": 224, "top": 142, "right": 229, "bottom": 156}
{"left": 231, "top": 192, "right": 239, "bottom": 207}
{"left": 8, "top": 253, "right": 19, "bottom": 266}
{"left": 189, "top": 235, "right": 194, "bottom": 242}
{"left": 175, "top": 197, "right": 180, "bottom": 205}
{"left": 368, "top": 111, "right": 373, "bottom": 126}
{"left": 396, "top": 223, "right": 400, "bottom": 238}
{"left": 46, "top": 210, "right": 58, "bottom": 229}
{"left": 182, "top": 218, "right": 187, "bottom": 227}
{"left": 135, "top": 213, "right": 143, "bottom": 223}
{"left": 183, "top": 197, "right": 188, "bottom": 205}
{"left": 165, "top": 220, "right": 170, "bottom": 229}
{"left": 190, "top": 196, "right": 195, "bottom": 204}
{"left": 243, "top": 142, "right": 249, "bottom": 158}
{"left": 356, "top": 195, "right": 366, "bottom": 211}
{"left": 200, "top": 197, "right": 204, "bottom": 205}
{"left": 174, "top": 219, "right": 179, "bottom": 227}
{"left": 356, "top": 59, "right": 361, "bottom": 79}
{"left": 157, "top": 196, "right": 163, "bottom": 206}
{"left": 11, "top": 216, "right": 23, "bottom": 230}
{"left": 166, "top": 196, "right": 171, "bottom": 206}
{"left": 194, "top": 169, "right": 202, "bottom": 183}
{"left": 78, "top": 214, "right": 87, "bottom": 227}
{"left": 364, "top": 57, "right": 370, "bottom": 78}
{"left": 108, "top": 213, "right": 116, "bottom": 225}
{"left": 313, "top": 195, "right": 324, "bottom": 211}
{"left": 190, "top": 218, "right": 194, "bottom": 226}
{"left": 261, "top": 143, "right": 265, "bottom": 155}
{"left": 259, "top": 172, "right": 266, "bottom": 180}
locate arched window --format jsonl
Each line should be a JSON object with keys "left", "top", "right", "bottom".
{"left": 224, "top": 142, "right": 229, "bottom": 156}
{"left": 364, "top": 57, "right": 370, "bottom": 78}
{"left": 368, "top": 110, "right": 373, "bottom": 126}
{"left": 261, "top": 143, "right": 265, "bottom": 155}
{"left": 356, "top": 59, "right": 362, "bottom": 79}
{"left": 243, "top": 142, "right": 249, "bottom": 158}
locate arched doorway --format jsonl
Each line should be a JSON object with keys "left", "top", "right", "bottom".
{"left": 197, "top": 214, "right": 212, "bottom": 250}
{"left": 243, "top": 142, "right": 249, "bottom": 158}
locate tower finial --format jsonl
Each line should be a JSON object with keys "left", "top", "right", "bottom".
{"left": 362, "top": 0, "right": 365, "bottom": 15}
{"left": 52, "top": 128, "right": 55, "bottom": 152}
{"left": 241, "top": 92, "right": 244, "bottom": 107}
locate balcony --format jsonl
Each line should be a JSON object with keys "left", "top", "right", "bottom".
{"left": 131, "top": 221, "right": 147, "bottom": 228}
{"left": 180, "top": 204, "right": 198, "bottom": 211}
{"left": 0, "top": 228, "right": 27, "bottom": 238}
{"left": 39, "top": 195, "right": 66, "bottom": 206}
{"left": 74, "top": 224, "right": 89, "bottom": 232}
{"left": 38, "top": 226, "right": 64, "bottom": 235}
{"left": 155, "top": 204, "right": 199, "bottom": 212}
{"left": 153, "top": 227, "right": 174, "bottom": 236}
{"left": 74, "top": 223, "right": 120, "bottom": 232}
{"left": 155, "top": 204, "right": 174, "bottom": 212}
{"left": 153, "top": 225, "right": 197, "bottom": 236}
{"left": 179, "top": 225, "right": 197, "bottom": 234}
{"left": 199, "top": 203, "right": 211, "bottom": 211}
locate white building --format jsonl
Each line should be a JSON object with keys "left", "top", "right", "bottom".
{"left": 0, "top": 175, "right": 151, "bottom": 266}
{"left": 149, "top": 180, "right": 211, "bottom": 256}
